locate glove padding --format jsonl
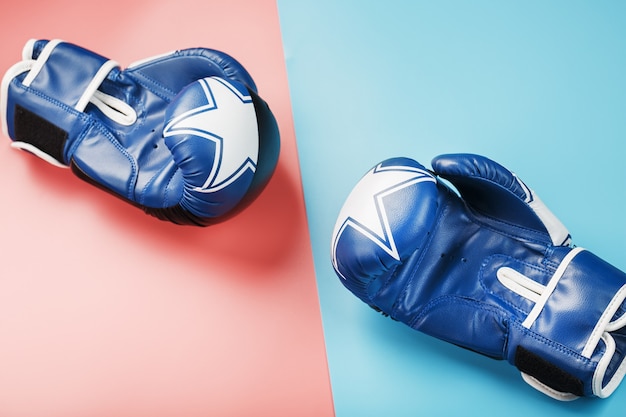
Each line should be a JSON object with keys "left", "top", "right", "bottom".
{"left": 331, "top": 153, "right": 626, "bottom": 400}
{"left": 1, "top": 39, "right": 280, "bottom": 226}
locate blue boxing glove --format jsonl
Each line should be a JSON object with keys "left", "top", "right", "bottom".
{"left": 331, "top": 154, "right": 626, "bottom": 400}
{"left": 1, "top": 39, "right": 279, "bottom": 225}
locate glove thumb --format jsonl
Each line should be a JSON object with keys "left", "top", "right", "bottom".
{"left": 431, "top": 153, "right": 570, "bottom": 246}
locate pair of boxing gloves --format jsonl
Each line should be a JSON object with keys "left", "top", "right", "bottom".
{"left": 2, "top": 40, "right": 625, "bottom": 400}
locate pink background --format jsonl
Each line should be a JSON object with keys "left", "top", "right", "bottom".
{"left": 0, "top": 1, "right": 334, "bottom": 416}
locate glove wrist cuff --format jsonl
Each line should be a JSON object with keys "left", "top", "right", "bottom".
{"left": 2, "top": 39, "right": 120, "bottom": 167}
{"left": 507, "top": 248, "right": 626, "bottom": 399}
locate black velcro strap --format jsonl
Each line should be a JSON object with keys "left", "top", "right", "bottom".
{"left": 515, "top": 346, "right": 584, "bottom": 397}
{"left": 14, "top": 104, "right": 68, "bottom": 164}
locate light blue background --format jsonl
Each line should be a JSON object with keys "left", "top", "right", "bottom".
{"left": 277, "top": 1, "right": 626, "bottom": 415}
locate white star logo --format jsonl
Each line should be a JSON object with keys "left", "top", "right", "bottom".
{"left": 331, "top": 162, "right": 436, "bottom": 278}
{"left": 163, "top": 77, "right": 259, "bottom": 193}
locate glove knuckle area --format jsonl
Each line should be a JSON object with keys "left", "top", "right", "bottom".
{"left": 158, "top": 77, "right": 279, "bottom": 224}
{"left": 331, "top": 157, "right": 439, "bottom": 301}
